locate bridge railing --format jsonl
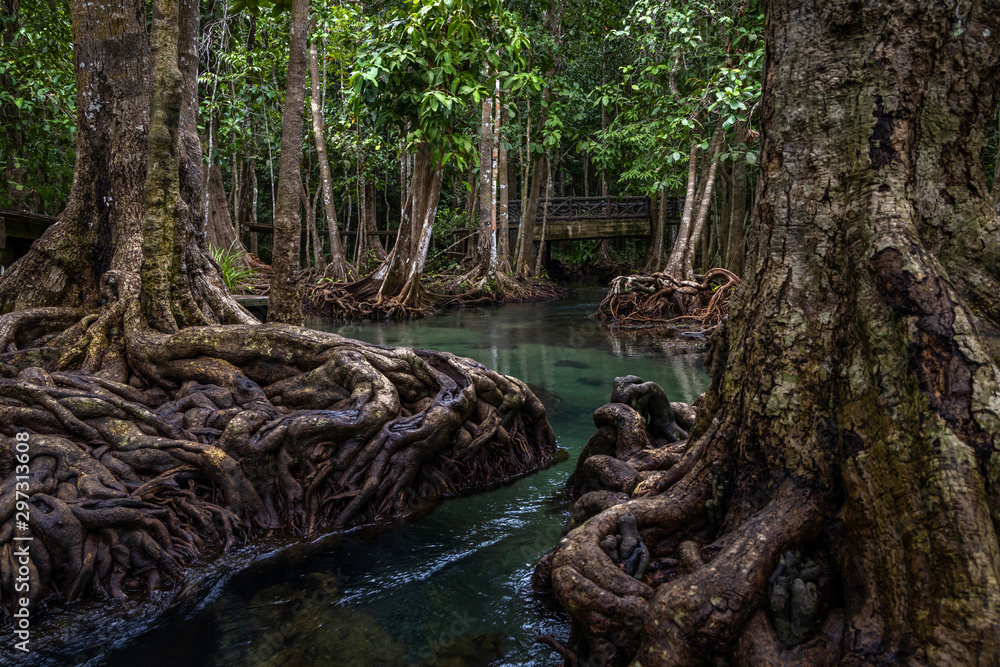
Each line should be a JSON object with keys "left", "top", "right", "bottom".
{"left": 506, "top": 195, "right": 682, "bottom": 224}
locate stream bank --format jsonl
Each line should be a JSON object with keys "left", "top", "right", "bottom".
{"left": 20, "top": 288, "right": 708, "bottom": 667}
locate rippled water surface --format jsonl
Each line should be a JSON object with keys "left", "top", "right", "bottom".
{"left": 98, "top": 288, "right": 708, "bottom": 667}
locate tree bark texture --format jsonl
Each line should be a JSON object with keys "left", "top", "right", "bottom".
{"left": 268, "top": 0, "right": 309, "bottom": 325}
{"left": 0, "top": 0, "right": 149, "bottom": 312}
{"left": 539, "top": 1, "right": 1000, "bottom": 665}
{"left": 140, "top": 0, "right": 252, "bottom": 334}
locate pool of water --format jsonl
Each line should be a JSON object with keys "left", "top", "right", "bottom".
{"left": 98, "top": 287, "right": 709, "bottom": 667}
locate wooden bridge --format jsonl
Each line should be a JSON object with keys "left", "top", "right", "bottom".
{"left": 243, "top": 194, "right": 684, "bottom": 266}
{"left": 508, "top": 195, "right": 682, "bottom": 241}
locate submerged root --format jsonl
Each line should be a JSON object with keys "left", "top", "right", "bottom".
{"left": 0, "top": 306, "right": 556, "bottom": 619}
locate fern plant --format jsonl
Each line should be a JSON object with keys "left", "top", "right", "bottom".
{"left": 211, "top": 242, "right": 256, "bottom": 292}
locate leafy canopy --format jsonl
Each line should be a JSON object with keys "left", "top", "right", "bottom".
{"left": 350, "top": 0, "right": 539, "bottom": 170}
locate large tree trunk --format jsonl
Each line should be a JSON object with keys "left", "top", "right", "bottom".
{"left": 0, "top": 0, "right": 150, "bottom": 312}
{"left": 0, "top": 0, "right": 557, "bottom": 636}
{"left": 268, "top": 0, "right": 308, "bottom": 325}
{"left": 308, "top": 38, "right": 354, "bottom": 282}
{"left": 540, "top": 1, "right": 1000, "bottom": 665}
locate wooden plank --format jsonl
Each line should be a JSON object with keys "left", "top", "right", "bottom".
{"left": 0, "top": 209, "right": 57, "bottom": 225}
{"left": 532, "top": 217, "right": 652, "bottom": 241}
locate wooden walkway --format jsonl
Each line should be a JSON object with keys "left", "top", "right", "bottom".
{"left": 248, "top": 195, "right": 682, "bottom": 244}
{"left": 508, "top": 195, "right": 682, "bottom": 241}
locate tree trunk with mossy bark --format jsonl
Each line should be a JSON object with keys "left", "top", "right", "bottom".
{"left": 537, "top": 1, "right": 1000, "bottom": 665}
{"left": 0, "top": 0, "right": 556, "bottom": 628}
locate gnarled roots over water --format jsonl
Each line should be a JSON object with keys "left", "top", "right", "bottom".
{"left": 0, "top": 277, "right": 555, "bottom": 617}
{"left": 597, "top": 269, "right": 739, "bottom": 329}
{"left": 535, "top": 376, "right": 839, "bottom": 667}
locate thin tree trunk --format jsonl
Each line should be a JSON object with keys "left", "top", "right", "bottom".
{"left": 498, "top": 105, "right": 511, "bottom": 271}
{"left": 664, "top": 143, "right": 700, "bottom": 276}
{"left": 308, "top": 38, "right": 352, "bottom": 280}
{"left": 642, "top": 188, "right": 668, "bottom": 272}
{"left": 300, "top": 180, "right": 324, "bottom": 270}
{"left": 726, "top": 120, "right": 748, "bottom": 276}
{"left": 268, "top": 0, "right": 308, "bottom": 325}
{"left": 598, "top": 107, "right": 612, "bottom": 265}
{"left": 474, "top": 89, "right": 497, "bottom": 280}
{"left": 360, "top": 180, "right": 385, "bottom": 262}
{"left": 682, "top": 122, "right": 725, "bottom": 279}
{"left": 514, "top": 99, "right": 530, "bottom": 264}
{"left": 516, "top": 155, "right": 546, "bottom": 277}
{"left": 250, "top": 158, "right": 259, "bottom": 257}
{"left": 534, "top": 152, "right": 554, "bottom": 277}
{"left": 399, "top": 133, "right": 408, "bottom": 228}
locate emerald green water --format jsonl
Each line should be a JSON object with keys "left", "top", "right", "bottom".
{"left": 93, "top": 288, "right": 708, "bottom": 667}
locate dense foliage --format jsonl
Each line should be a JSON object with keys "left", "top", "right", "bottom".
{"left": 5, "top": 0, "right": 996, "bottom": 276}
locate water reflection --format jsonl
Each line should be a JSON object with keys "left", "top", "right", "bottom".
{"left": 97, "top": 288, "right": 709, "bottom": 667}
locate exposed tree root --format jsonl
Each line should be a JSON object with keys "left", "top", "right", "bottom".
{"left": 304, "top": 271, "right": 566, "bottom": 322}
{"left": 536, "top": 377, "right": 847, "bottom": 667}
{"left": 0, "top": 286, "right": 556, "bottom": 621}
{"left": 597, "top": 268, "right": 739, "bottom": 330}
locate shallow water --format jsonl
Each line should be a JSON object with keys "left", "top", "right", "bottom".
{"left": 95, "top": 287, "right": 709, "bottom": 667}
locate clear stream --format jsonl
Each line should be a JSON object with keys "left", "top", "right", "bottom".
{"left": 96, "top": 287, "right": 709, "bottom": 667}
